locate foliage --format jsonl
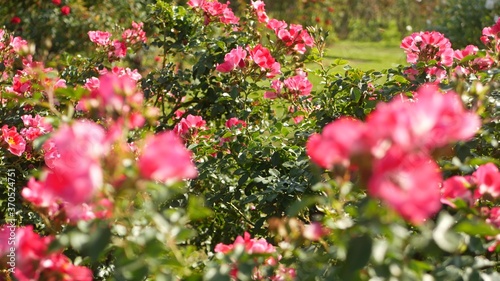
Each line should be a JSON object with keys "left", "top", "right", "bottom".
{"left": 0, "top": 1, "right": 500, "bottom": 280}
{"left": 430, "top": 0, "right": 500, "bottom": 48}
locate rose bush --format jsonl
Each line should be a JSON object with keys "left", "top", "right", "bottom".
{"left": 1, "top": 0, "right": 500, "bottom": 280}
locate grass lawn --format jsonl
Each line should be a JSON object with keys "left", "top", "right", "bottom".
{"left": 325, "top": 40, "right": 407, "bottom": 70}
{"left": 306, "top": 40, "right": 408, "bottom": 85}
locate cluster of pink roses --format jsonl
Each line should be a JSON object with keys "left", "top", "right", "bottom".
{"left": 401, "top": 18, "right": 500, "bottom": 82}
{"left": 187, "top": 0, "right": 239, "bottom": 25}
{"left": 441, "top": 163, "right": 500, "bottom": 207}
{"left": 264, "top": 70, "right": 313, "bottom": 100}
{"left": 173, "top": 114, "right": 207, "bottom": 139}
{"left": 88, "top": 21, "right": 147, "bottom": 61}
{"left": 0, "top": 29, "right": 31, "bottom": 80}
{"left": 20, "top": 67, "right": 198, "bottom": 224}
{"left": 250, "top": 1, "right": 314, "bottom": 54}
{"left": 481, "top": 17, "right": 500, "bottom": 53}
{"left": 307, "top": 83, "right": 481, "bottom": 224}
{"left": 0, "top": 225, "right": 92, "bottom": 281}
{"left": 22, "top": 121, "right": 112, "bottom": 222}
{"left": 215, "top": 232, "right": 296, "bottom": 281}
{"left": 441, "top": 162, "right": 500, "bottom": 251}
{"left": 216, "top": 44, "right": 281, "bottom": 78}
{"left": 1, "top": 114, "right": 53, "bottom": 157}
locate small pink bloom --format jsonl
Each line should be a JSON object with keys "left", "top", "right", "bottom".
{"left": 88, "top": 31, "right": 112, "bottom": 46}
{"left": 267, "top": 19, "right": 287, "bottom": 32}
{"left": 251, "top": 0, "right": 269, "bottom": 23}
{"left": 138, "top": 131, "right": 198, "bottom": 182}
{"left": 1, "top": 125, "right": 26, "bottom": 156}
{"left": 52, "top": 0, "right": 61, "bottom": 5}
{"left": 283, "top": 74, "right": 313, "bottom": 97}
{"left": 173, "top": 114, "right": 206, "bottom": 137}
{"left": 111, "top": 40, "right": 127, "bottom": 59}
{"left": 216, "top": 46, "right": 247, "bottom": 72}
{"left": 225, "top": 117, "right": 247, "bottom": 128}
{"left": 474, "top": 163, "right": 500, "bottom": 198}
{"left": 248, "top": 44, "right": 280, "bottom": 76}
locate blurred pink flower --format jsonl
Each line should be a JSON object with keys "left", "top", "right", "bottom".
{"left": 441, "top": 175, "right": 473, "bottom": 207}
{"left": 215, "top": 232, "right": 276, "bottom": 254}
{"left": 367, "top": 83, "right": 480, "bottom": 152}
{"left": 60, "top": 5, "right": 71, "bottom": 16}
{"left": 303, "top": 222, "right": 329, "bottom": 241}
{"left": 306, "top": 118, "right": 367, "bottom": 169}
{"left": 23, "top": 121, "right": 107, "bottom": 208}
{"left": 138, "top": 131, "right": 198, "bottom": 182}
{"left": 111, "top": 40, "right": 127, "bottom": 59}
{"left": 3, "top": 226, "right": 93, "bottom": 281}
{"left": 368, "top": 148, "right": 442, "bottom": 224}
{"left": 487, "top": 207, "right": 500, "bottom": 228}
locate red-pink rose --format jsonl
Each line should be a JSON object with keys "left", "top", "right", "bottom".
{"left": 248, "top": 44, "right": 277, "bottom": 71}
{"left": 1, "top": 125, "right": 26, "bottom": 156}
{"left": 10, "top": 16, "right": 21, "bottom": 24}
{"left": 173, "top": 114, "right": 206, "bottom": 137}
{"left": 216, "top": 46, "right": 247, "bottom": 72}
{"left": 60, "top": 5, "right": 70, "bottom": 15}
{"left": 474, "top": 163, "right": 500, "bottom": 198}
{"left": 225, "top": 117, "right": 247, "bottom": 128}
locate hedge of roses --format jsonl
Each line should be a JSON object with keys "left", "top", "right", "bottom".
{"left": 0, "top": 0, "right": 499, "bottom": 280}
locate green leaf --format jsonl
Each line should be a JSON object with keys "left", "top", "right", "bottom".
{"left": 286, "top": 197, "right": 317, "bottom": 217}
{"left": 340, "top": 234, "right": 372, "bottom": 279}
{"left": 455, "top": 219, "right": 500, "bottom": 237}
{"left": 188, "top": 196, "right": 213, "bottom": 220}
